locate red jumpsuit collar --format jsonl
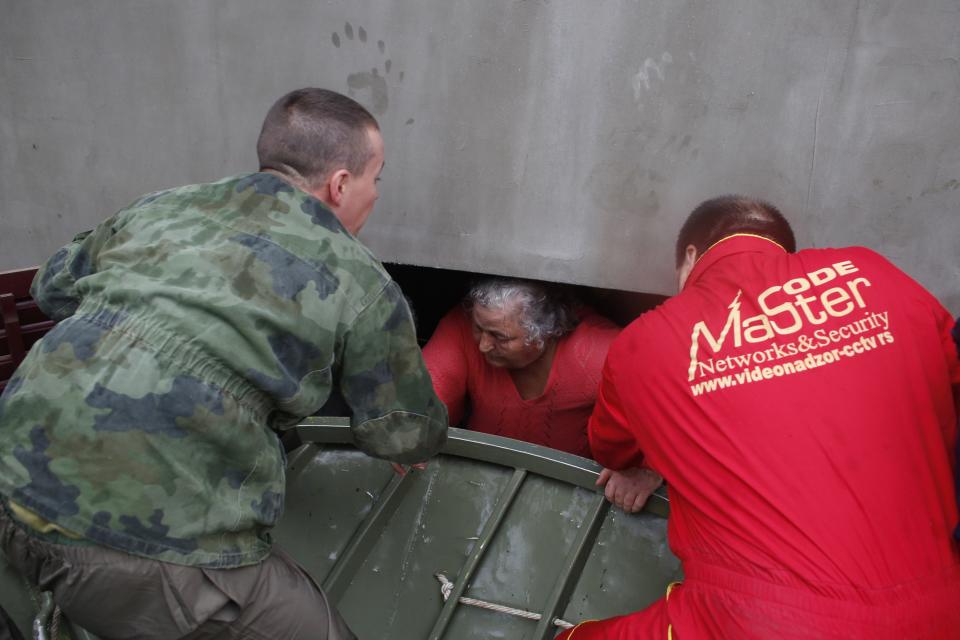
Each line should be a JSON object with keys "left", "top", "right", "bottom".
{"left": 683, "top": 234, "right": 787, "bottom": 291}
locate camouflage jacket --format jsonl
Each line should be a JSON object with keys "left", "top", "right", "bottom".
{"left": 0, "top": 173, "right": 447, "bottom": 567}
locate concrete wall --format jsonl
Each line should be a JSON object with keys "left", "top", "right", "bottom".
{"left": 2, "top": 0, "right": 958, "bottom": 312}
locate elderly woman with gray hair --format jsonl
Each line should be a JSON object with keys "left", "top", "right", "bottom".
{"left": 423, "top": 277, "right": 663, "bottom": 513}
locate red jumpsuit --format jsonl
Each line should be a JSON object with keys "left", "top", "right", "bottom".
{"left": 561, "top": 235, "right": 960, "bottom": 639}
{"left": 423, "top": 307, "right": 619, "bottom": 457}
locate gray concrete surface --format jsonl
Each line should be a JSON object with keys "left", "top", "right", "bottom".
{"left": 1, "top": 0, "right": 958, "bottom": 312}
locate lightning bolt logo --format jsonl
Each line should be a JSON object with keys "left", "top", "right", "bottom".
{"left": 688, "top": 289, "right": 742, "bottom": 381}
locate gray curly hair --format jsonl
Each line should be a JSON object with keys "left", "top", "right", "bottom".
{"left": 465, "top": 278, "right": 579, "bottom": 347}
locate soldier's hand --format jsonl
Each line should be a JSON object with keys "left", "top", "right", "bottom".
{"left": 596, "top": 466, "right": 663, "bottom": 513}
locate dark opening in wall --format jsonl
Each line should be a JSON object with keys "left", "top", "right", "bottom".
{"left": 298, "top": 262, "right": 668, "bottom": 449}
{"left": 383, "top": 262, "right": 668, "bottom": 343}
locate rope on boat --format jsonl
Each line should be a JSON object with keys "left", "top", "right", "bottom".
{"left": 49, "top": 605, "right": 61, "bottom": 640}
{"left": 434, "top": 573, "right": 575, "bottom": 630}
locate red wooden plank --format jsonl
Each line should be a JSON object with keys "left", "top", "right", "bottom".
{"left": 0, "top": 267, "right": 50, "bottom": 390}
{"left": 0, "top": 268, "right": 39, "bottom": 299}
{"left": 0, "top": 294, "right": 25, "bottom": 365}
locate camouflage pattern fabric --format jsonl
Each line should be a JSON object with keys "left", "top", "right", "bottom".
{"left": 0, "top": 173, "right": 447, "bottom": 568}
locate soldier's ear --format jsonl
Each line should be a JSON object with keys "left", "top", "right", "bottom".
{"left": 327, "top": 169, "right": 350, "bottom": 208}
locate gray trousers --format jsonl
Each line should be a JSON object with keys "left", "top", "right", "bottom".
{"left": 0, "top": 507, "right": 356, "bottom": 640}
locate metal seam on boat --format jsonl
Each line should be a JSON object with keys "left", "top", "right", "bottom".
{"left": 533, "top": 494, "right": 610, "bottom": 639}
{"left": 426, "top": 468, "right": 527, "bottom": 640}
{"left": 321, "top": 468, "right": 414, "bottom": 601}
{"left": 283, "top": 441, "right": 319, "bottom": 484}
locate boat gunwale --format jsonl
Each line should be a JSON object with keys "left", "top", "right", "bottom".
{"left": 294, "top": 418, "right": 670, "bottom": 519}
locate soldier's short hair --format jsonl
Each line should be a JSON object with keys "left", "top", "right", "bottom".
{"left": 465, "top": 278, "right": 579, "bottom": 348}
{"left": 257, "top": 88, "right": 379, "bottom": 186}
{"left": 676, "top": 195, "right": 796, "bottom": 267}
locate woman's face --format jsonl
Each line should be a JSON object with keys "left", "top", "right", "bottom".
{"left": 470, "top": 303, "right": 546, "bottom": 370}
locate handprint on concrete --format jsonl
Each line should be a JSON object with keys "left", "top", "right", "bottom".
{"left": 331, "top": 22, "right": 403, "bottom": 117}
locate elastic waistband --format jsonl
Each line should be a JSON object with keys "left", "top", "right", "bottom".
{"left": 73, "top": 300, "right": 274, "bottom": 423}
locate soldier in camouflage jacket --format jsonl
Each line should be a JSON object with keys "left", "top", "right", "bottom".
{"left": 0, "top": 88, "right": 447, "bottom": 639}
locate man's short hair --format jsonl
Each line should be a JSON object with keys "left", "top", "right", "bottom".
{"left": 676, "top": 195, "right": 796, "bottom": 267}
{"left": 465, "top": 278, "right": 579, "bottom": 347}
{"left": 257, "top": 88, "right": 379, "bottom": 186}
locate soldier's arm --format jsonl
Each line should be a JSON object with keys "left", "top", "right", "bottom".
{"left": 30, "top": 216, "right": 120, "bottom": 321}
{"left": 339, "top": 281, "right": 448, "bottom": 464}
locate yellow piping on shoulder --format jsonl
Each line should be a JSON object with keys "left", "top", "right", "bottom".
{"left": 8, "top": 500, "right": 83, "bottom": 540}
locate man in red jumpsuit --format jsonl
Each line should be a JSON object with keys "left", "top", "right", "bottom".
{"left": 559, "top": 196, "right": 960, "bottom": 639}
